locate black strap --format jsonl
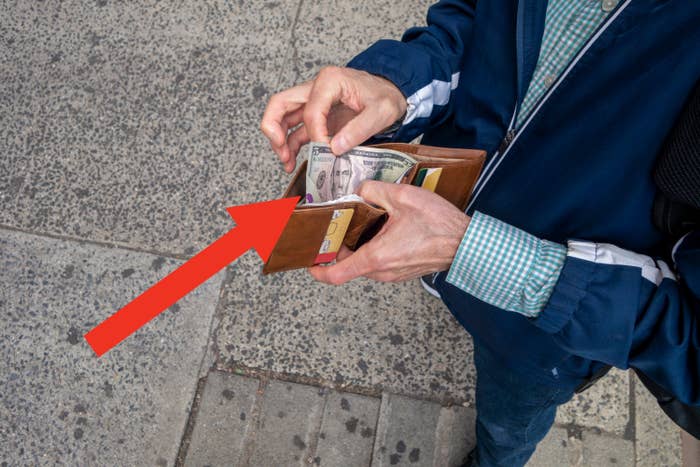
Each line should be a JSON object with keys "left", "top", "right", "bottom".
{"left": 652, "top": 191, "right": 700, "bottom": 239}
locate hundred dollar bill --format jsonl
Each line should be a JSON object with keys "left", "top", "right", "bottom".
{"left": 305, "top": 142, "right": 416, "bottom": 203}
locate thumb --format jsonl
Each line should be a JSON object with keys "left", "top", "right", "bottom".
{"left": 330, "top": 108, "right": 394, "bottom": 155}
{"left": 356, "top": 180, "right": 398, "bottom": 213}
{"left": 308, "top": 247, "right": 373, "bottom": 285}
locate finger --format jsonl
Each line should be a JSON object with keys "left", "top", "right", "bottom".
{"left": 308, "top": 246, "right": 375, "bottom": 285}
{"left": 327, "top": 104, "right": 358, "bottom": 137}
{"left": 304, "top": 75, "right": 343, "bottom": 144}
{"left": 280, "top": 107, "right": 305, "bottom": 139}
{"left": 273, "top": 109, "right": 306, "bottom": 168}
{"left": 285, "top": 125, "right": 310, "bottom": 172}
{"left": 356, "top": 180, "right": 401, "bottom": 213}
{"left": 261, "top": 99, "right": 303, "bottom": 149}
{"left": 330, "top": 107, "right": 394, "bottom": 155}
{"left": 261, "top": 82, "right": 312, "bottom": 147}
{"left": 287, "top": 124, "right": 309, "bottom": 158}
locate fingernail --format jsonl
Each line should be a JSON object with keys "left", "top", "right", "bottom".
{"left": 331, "top": 135, "right": 349, "bottom": 155}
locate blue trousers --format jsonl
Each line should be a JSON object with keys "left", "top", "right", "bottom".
{"left": 473, "top": 344, "right": 582, "bottom": 467}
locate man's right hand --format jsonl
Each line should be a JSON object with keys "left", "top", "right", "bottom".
{"left": 260, "top": 66, "right": 407, "bottom": 173}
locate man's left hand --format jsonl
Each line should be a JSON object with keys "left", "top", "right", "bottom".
{"left": 309, "top": 181, "right": 470, "bottom": 285}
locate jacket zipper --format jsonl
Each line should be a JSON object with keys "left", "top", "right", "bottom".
{"left": 474, "top": 109, "right": 517, "bottom": 193}
{"left": 498, "top": 0, "right": 527, "bottom": 155}
{"left": 469, "top": 0, "right": 525, "bottom": 203}
{"left": 466, "top": 0, "right": 633, "bottom": 213}
{"left": 498, "top": 128, "right": 517, "bottom": 154}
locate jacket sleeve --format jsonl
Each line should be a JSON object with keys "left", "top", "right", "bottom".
{"left": 533, "top": 231, "right": 700, "bottom": 406}
{"left": 347, "top": 0, "right": 477, "bottom": 141}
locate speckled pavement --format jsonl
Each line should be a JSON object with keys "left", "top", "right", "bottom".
{"left": 0, "top": 1, "right": 684, "bottom": 466}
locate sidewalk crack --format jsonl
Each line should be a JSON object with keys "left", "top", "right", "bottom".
{"left": 274, "top": 0, "right": 304, "bottom": 91}
{"left": 239, "top": 377, "right": 270, "bottom": 466}
{"left": 175, "top": 376, "right": 209, "bottom": 466}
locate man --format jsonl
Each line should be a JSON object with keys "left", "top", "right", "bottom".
{"left": 261, "top": 1, "right": 700, "bottom": 465}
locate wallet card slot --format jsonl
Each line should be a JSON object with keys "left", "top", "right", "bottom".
{"left": 263, "top": 201, "right": 388, "bottom": 274}
{"left": 407, "top": 160, "right": 483, "bottom": 210}
{"left": 299, "top": 201, "right": 387, "bottom": 250}
{"left": 372, "top": 143, "right": 486, "bottom": 161}
{"left": 342, "top": 202, "right": 387, "bottom": 250}
{"left": 406, "top": 160, "right": 458, "bottom": 184}
{"left": 401, "top": 164, "right": 420, "bottom": 184}
{"left": 263, "top": 207, "right": 334, "bottom": 274}
{"left": 283, "top": 160, "right": 308, "bottom": 199}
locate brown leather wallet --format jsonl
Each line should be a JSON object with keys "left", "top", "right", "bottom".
{"left": 262, "top": 143, "right": 486, "bottom": 274}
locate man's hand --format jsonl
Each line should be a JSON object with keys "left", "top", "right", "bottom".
{"left": 260, "top": 67, "right": 407, "bottom": 172}
{"left": 310, "top": 181, "right": 470, "bottom": 285}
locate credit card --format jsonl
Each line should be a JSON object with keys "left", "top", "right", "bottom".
{"left": 421, "top": 167, "right": 442, "bottom": 192}
{"left": 314, "top": 208, "right": 354, "bottom": 265}
{"left": 413, "top": 168, "right": 428, "bottom": 187}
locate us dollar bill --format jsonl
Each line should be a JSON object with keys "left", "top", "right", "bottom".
{"left": 305, "top": 142, "right": 416, "bottom": 203}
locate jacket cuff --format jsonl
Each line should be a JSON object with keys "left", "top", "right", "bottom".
{"left": 533, "top": 245, "right": 596, "bottom": 333}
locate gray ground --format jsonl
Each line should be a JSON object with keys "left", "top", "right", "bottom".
{"left": 0, "top": 1, "right": 683, "bottom": 466}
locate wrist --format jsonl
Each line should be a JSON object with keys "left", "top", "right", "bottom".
{"left": 379, "top": 110, "right": 407, "bottom": 135}
{"left": 436, "top": 213, "right": 471, "bottom": 270}
{"left": 375, "top": 75, "right": 408, "bottom": 121}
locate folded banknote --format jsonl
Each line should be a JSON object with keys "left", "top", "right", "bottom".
{"left": 304, "top": 142, "right": 416, "bottom": 204}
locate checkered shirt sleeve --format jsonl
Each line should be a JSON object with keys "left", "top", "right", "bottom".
{"left": 446, "top": 211, "right": 567, "bottom": 317}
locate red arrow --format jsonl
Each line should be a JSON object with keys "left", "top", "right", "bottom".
{"left": 84, "top": 196, "right": 299, "bottom": 357}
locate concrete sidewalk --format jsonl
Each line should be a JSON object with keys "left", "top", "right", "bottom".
{"left": 0, "top": 1, "right": 684, "bottom": 466}
{"left": 179, "top": 369, "right": 664, "bottom": 467}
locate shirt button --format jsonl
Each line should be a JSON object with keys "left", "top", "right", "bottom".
{"left": 544, "top": 74, "right": 556, "bottom": 88}
{"left": 602, "top": 0, "right": 618, "bottom": 12}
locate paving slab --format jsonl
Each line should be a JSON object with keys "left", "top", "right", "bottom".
{"left": 315, "top": 391, "right": 381, "bottom": 466}
{"left": 216, "top": 253, "right": 475, "bottom": 403}
{"left": 682, "top": 432, "right": 700, "bottom": 467}
{"left": 247, "top": 380, "right": 326, "bottom": 466}
{"left": 529, "top": 427, "right": 636, "bottom": 467}
{"left": 0, "top": 229, "right": 222, "bottom": 465}
{"left": 372, "top": 393, "right": 442, "bottom": 466}
{"left": 0, "top": 0, "right": 299, "bottom": 256}
{"left": 183, "top": 372, "right": 260, "bottom": 467}
{"left": 181, "top": 374, "right": 638, "bottom": 467}
{"left": 432, "top": 405, "right": 477, "bottom": 467}
{"left": 634, "top": 374, "right": 682, "bottom": 467}
{"left": 527, "top": 427, "right": 573, "bottom": 467}
{"left": 556, "top": 368, "right": 630, "bottom": 436}
{"left": 581, "top": 431, "right": 634, "bottom": 467}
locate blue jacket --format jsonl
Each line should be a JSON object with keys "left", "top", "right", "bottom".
{"left": 348, "top": 0, "right": 700, "bottom": 403}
